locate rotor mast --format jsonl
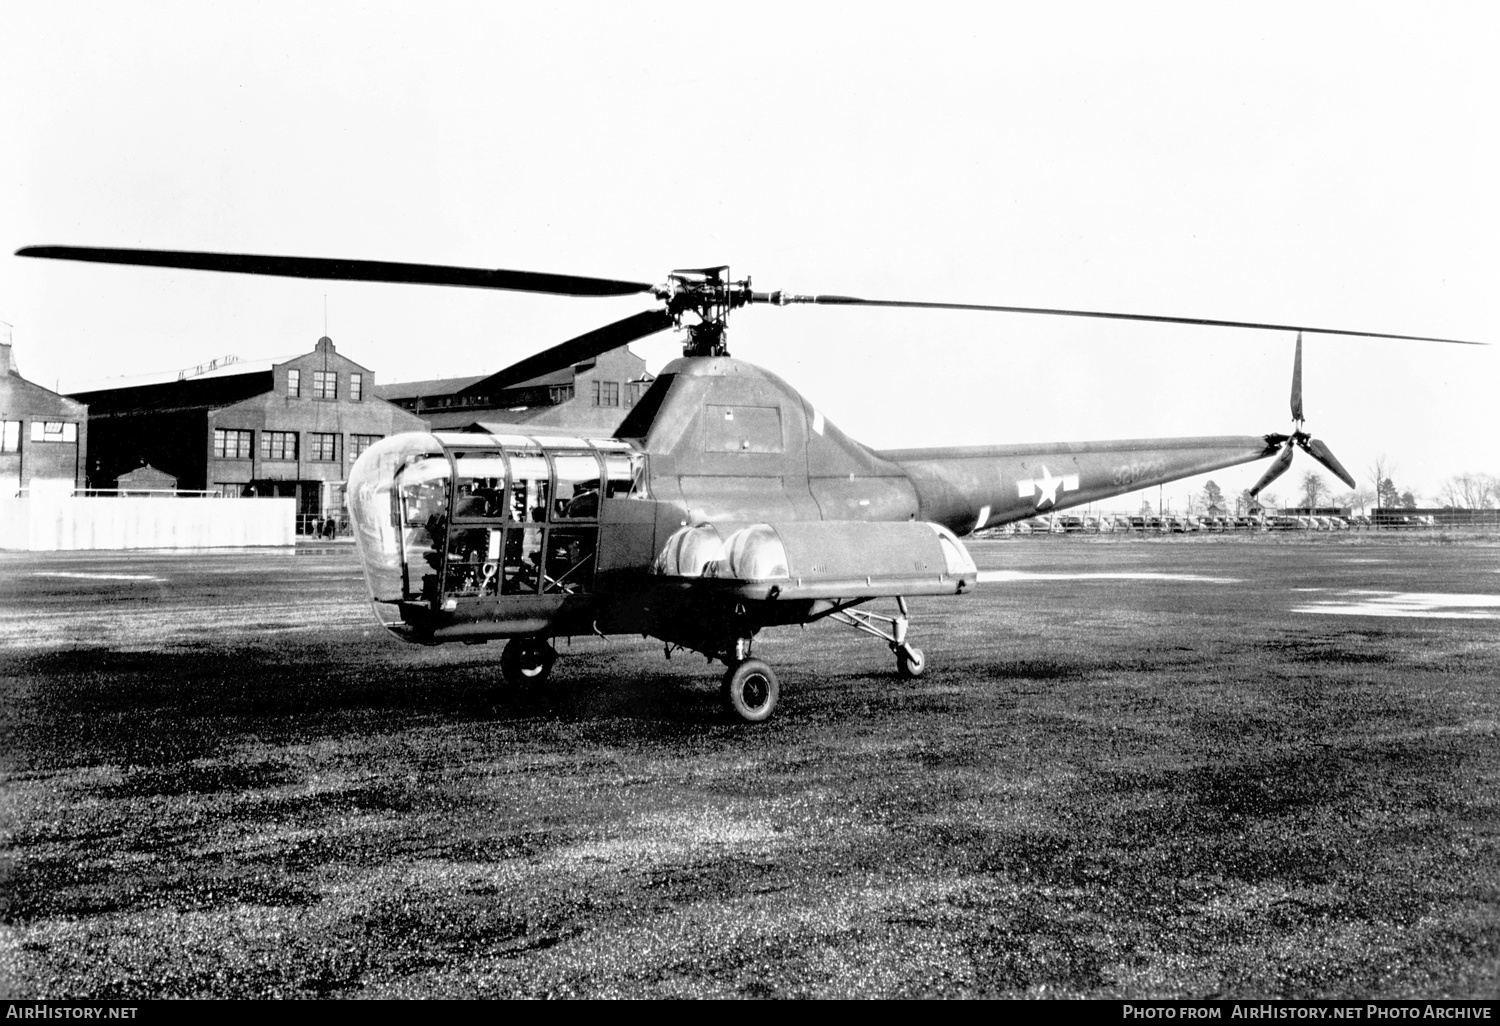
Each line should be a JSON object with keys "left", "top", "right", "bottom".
{"left": 658, "top": 267, "right": 750, "bottom": 357}
{"left": 655, "top": 266, "right": 827, "bottom": 358}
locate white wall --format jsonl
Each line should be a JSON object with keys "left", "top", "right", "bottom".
{"left": 0, "top": 497, "right": 295, "bottom": 550}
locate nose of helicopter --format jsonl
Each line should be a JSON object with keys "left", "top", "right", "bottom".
{"left": 346, "top": 432, "right": 449, "bottom": 630}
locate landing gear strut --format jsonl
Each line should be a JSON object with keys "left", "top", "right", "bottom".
{"left": 828, "top": 597, "right": 927, "bottom": 679}
{"left": 500, "top": 637, "right": 556, "bottom": 687}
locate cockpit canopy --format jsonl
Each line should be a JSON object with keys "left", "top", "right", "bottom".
{"left": 346, "top": 429, "right": 643, "bottom": 625}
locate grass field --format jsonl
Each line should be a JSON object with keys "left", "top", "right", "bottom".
{"left": 1, "top": 537, "right": 1496, "bottom": 998}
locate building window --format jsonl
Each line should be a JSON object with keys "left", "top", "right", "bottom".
{"left": 592, "top": 381, "right": 620, "bottom": 407}
{"left": 1, "top": 421, "right": 19, "bottom": 452}
{"left": 213, "top": 429, "right": 254, "bottom": 459}
{"left": 625, "top": 381, "right": 644, "bottom": 407}
{"left": 312, "top": 370, "right": 337, "bottom": 399}
{"left": 349, "top": 373, "right": 363, "bottom": 401}
{"left": 30, "top": 422, "right": 78, "bottom": 443}
{"left": 261, "top": 431, "right": 298, "bottom": 461}
{"left": 287, "top": 369, "right": 300, "bottom": 396}
{"left": 349, "top": 434, "right": 382, "bottom": 460}
{"left": 309, "top": 432, "right": 341, "bottom": 462}
{"left": 549, "top": 385, "right": 574, "bottom": 404}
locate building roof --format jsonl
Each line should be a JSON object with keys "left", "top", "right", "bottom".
{"left": 373, "top": 374, "right": 489, "bottom": 401}
{"left": 0, "top": 366, "right": 89, "bottom": 414}
{"left": 64, "top": 355, "right": 295, "bottom": 395}
{"left": 375, "top": 366, "right": 574, "bottom": 401}
{"left": 68, "top": 369, "right": 276, "bottom": 416}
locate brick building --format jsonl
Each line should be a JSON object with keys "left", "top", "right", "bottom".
{"left": 0, "top": 327, "right": 88, "bottom": 499}
{"left": 377, "top": 345, "right": 651, "bottom": 433}
{"left": 70, "top": 336, "right": 424, "bottom": 528}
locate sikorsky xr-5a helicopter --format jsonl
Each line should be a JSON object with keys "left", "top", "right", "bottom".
{"left": 17, "top": 246, "right": 1481, "bottom": 722}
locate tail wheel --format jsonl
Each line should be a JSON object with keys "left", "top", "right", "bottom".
{"left": 896, "top": 644, "right": 926, "bottom": 679}
{"left": 721, "top": 658, "right": 780, "bottom": 724}
{"left": 501, "top": 638, "right": 556, "bottom": 687}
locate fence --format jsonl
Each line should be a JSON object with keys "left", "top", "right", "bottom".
{"left": 0, "top": 496, "right": 296, "bottom": 551}
{"left": 981, "top": 508, "right": 1500, "bottom": 537}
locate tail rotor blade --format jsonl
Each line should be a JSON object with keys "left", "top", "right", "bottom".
{"left": 460, "top": 308, "right": 676, "bottom": 394}
{"left": 1251, "top": 441, "right": 1296, "bottom": 496}
{"left": 1290, "top": 332, "right": 1304, "bottom": 423}
{"left": 1298, "top": 437, "right": 1356, "bottom": 490}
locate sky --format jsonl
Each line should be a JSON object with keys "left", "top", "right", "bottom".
{"left": 2, "top": 1, "right": 1496, "bottom": 507}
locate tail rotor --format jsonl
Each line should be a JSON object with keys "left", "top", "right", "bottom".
{"left": 1250, "top": 334, "right": 1357, "bottom": 497}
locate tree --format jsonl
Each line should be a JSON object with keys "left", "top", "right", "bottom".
{"left": 1202, "top": 479, "right": 1225, "bottom": 514}
{"left": 1337, "top": 486, "right": 1374, "bottom": 514}
{"left": 1399, "top": 489, "right": 1418, "bottom": 510}
{"left": 1378, "top": 477, "right": 1401, "bottom": 509}
{"left": 1439, "top": 472, "right": 1499, "bottom": 510}
{"left": 1138, "top": 498, "right": 1153, "bottom": 515}
{"left": 1300, "top": 471, "right": 1327, "bottom": 510}
{"left": 1369, "top": 455, "right": 1397, "bottom": 510}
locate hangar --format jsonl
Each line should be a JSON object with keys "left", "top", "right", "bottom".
{"left": 376, "top": 345, "right": 650, "bottom": 433}
{"left": 68, "top": 336, "right": 424, "bottom": 530}
{"left": 0, "top": 326, "right": 88, "bottom": 500}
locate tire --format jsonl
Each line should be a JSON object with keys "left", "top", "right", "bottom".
{"left": 501, "top": 638, "right": 555, "bottom": 687}
{"left": 896, "top": 644, "right": 926, "bottom": 679}
{"left": 721, "top": 658, "right": 780, "bottom": 724}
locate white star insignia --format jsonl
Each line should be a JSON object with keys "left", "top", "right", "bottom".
{"left": 1017, "top": 464, "right": 1080, "bottom": 510}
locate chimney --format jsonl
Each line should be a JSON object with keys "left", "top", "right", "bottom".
{"left": 0, "top": 320, "right": 12, "bottom": 376}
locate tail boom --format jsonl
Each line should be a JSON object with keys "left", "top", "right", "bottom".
{"left": 882, "top": 435, "right": 1280, "bottom": 534}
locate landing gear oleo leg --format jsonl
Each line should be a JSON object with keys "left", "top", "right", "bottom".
{"left": 828, "top": 596, "right": 926, "bottom": 680}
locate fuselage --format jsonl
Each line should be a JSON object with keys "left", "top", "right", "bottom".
{"left": 346, "top": 355, "right": 1279, "bottom": 646}
{"left": 627, "top": 356, "right": 1278, "bottom": 534}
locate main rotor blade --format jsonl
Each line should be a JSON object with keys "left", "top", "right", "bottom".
{"left": 16, "top": 246, "right": 655, "bottom": 298}
{"left": 1298, "top": 437, "right": 1356, "bottom": 490}
{"left": 1250, "top": 442, "right": 1296, "bottom": 497}
{"left": 771, "top": 293, "right": 1483, "bottom": 346}
{"left": 1290, "top": 332, "right": 1304, "bottom": 423}
{"left": 460, "top": 308, "right": 676, "bottom": 395}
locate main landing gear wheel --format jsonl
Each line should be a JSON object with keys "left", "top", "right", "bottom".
{"left": 896, "top": 643, "right": 926, "bottom": 679}
{"left": 721, "top": 658, "right": 780, "bottom": 724}
{"left": 500, "top": 638, "right": 556, "bottom": 687}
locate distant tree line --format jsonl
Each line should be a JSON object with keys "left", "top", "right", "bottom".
{"left": 1176, "top": 458, "right": 1497, "bottom": 517}
{"left": 1437, "top": 472, "right": 1500, "bottom": 510}
{"left": 1151, "top": 460, "right": 1494, "bottom": 517}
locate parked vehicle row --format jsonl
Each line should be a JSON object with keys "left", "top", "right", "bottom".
{"left": 994, "top": 512, "right": 1431, "bottom": 535}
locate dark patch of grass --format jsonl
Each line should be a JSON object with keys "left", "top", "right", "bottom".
{"left": 1, "top": 852, "right": 322, "bottom": 924}
{"left": 964, "top": 911, "right": 1113, "bottom": 995}
{"left": 431, "top": 831, "right": 560, "bottom": 863}
{"left": 1254, "top": 632, "right": 1402, "bottom": 666}
{"left": 96, "top": 759, "right": 297, "bottom": 798}
{"left": 636, "top": 854, "right": 783, "bottom": 902}
{"left": 0, "top": 857, "right": 124, "bottom": 922}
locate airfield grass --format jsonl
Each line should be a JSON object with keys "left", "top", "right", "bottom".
{"left": 1, "top": 538, "right": 1497, "bottom": 998}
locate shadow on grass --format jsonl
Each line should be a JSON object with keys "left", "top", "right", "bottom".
{"left": 3, "top": 642, "right": 741, "bottom": 773}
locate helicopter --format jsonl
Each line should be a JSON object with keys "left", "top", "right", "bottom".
{"left": 14, "top": 246, "right": 1483, "bottom": 722}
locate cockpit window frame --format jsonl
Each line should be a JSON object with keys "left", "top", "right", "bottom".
{"left": 405, "top": 431, "right": 635, "bottom": 604}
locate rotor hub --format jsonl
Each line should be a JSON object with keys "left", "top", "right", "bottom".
{"left": 656, "top": 266, "right": 754, "bottom": 357}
